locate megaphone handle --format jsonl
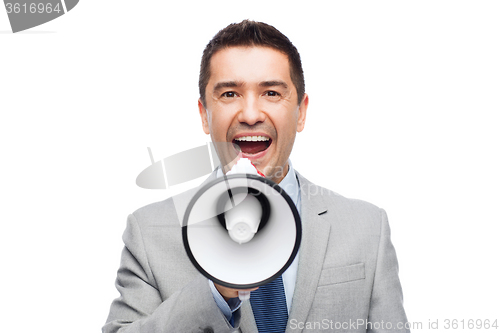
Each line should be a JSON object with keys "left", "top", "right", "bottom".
{"left": 238, "top": 290, "right": 251, "bottom": 301}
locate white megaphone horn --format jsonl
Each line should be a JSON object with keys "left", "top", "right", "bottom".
{"left": 182, "top": 172, "right": 301, "bottom": 301}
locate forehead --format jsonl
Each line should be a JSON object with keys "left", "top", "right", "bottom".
{"left": 208, "top": 46, "right": 293, "bottom": 87}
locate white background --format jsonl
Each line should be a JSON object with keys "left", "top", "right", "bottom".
{"left": 1, "top": 1, "right": 499, "bottom": 332}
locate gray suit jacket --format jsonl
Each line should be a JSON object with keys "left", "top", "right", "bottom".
{"left": 103, "top": 172, "right": 409, "bottom": 333}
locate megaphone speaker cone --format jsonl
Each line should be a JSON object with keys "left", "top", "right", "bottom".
{"left": 182, "top": 174, "right": 301, "bottom": 289}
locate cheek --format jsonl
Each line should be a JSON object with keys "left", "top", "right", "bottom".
{"left": 209, "top": 113, "right": 232, "bottom": 140}
{"left": 276, "top": 116, "right": 298, "bottom": 140}
{"left": 276, "top": 126, "right": 298, "bottom": 157}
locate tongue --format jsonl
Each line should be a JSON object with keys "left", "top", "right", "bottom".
{"left": 237, "top": 141, "right": 268, "bottom": 154}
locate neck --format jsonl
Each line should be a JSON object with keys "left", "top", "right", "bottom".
{"left": 266, "top": 162, "right": 290, "bottom": 184}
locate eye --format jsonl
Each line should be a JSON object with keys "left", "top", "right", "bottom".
{"left": 221, "top": 91, "right": 237, "bottom": 98}
{"left": 264, "top": 91, "right": 281, "bottom": 97}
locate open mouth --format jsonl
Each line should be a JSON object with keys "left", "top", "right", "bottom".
{"left": 232, "top": 135, "right": 272, "bottom": 155}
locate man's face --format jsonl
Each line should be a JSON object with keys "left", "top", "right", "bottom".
{"left": 198, "top": 46, "right": 308, "bottom": 184}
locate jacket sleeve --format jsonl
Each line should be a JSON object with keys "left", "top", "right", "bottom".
{"left": 102, "top": 213, "right": 240, "bottom": 333}
{"left": 367, "top": 209, "right": 410, "bottom": 333}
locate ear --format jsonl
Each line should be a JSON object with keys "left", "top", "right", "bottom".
{"left": 296, "top": 93, "right": 308, "bottom": 133}
{"left": 198, "top": 99, "right": 210, "bottom": 135}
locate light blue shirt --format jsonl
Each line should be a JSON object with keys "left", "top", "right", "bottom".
{"left": 210, "top": 161, "right": 301, "bottom": 322}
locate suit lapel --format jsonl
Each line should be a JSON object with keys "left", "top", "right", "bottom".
{"left": 287, "top": 173, "right": 331, "bottom": 331}
{"left": 240, "top": 300, "right": 257, "bottom": 332}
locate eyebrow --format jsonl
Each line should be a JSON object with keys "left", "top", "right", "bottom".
{"left": 213, "top": 81, "right": 244, "bottom": 93}
{"left": 259, "top": 80, "right": 289, "bottom": 89}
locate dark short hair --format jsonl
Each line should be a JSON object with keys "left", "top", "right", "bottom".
{"left": 199, "top": 20, "right": 305, "bottom": 106}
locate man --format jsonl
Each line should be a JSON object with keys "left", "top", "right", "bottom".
{"left": 103, "top": 20, "right": 409, "bottom": 332}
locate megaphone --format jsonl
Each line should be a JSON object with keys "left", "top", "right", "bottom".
{"left": 182, "top": 173, "right": 301, "bottom": 300}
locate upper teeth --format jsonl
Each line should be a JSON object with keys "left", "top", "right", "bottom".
{"left": 235, "top": 136, "right": 270, "bottom": 142}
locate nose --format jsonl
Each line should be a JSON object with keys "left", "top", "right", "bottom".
{"left": 237, "top": 96, "right": 266, "bottom": 126}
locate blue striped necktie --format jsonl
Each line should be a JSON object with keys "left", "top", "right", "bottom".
{"left": 250, "top": 275, "right": 288, "bottom": 333}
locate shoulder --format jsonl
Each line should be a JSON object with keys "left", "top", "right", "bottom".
{"left": 131, "top": 172, "right": 219, "bottom": 227}
{"left": 130, "top": 188, "right": 198, "bottom": 228}
{"left": 296, "top": 171, "right": 381, "bottom": 209}
{"left": 296, "top": 171, "right": 386, "bottom": 228}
